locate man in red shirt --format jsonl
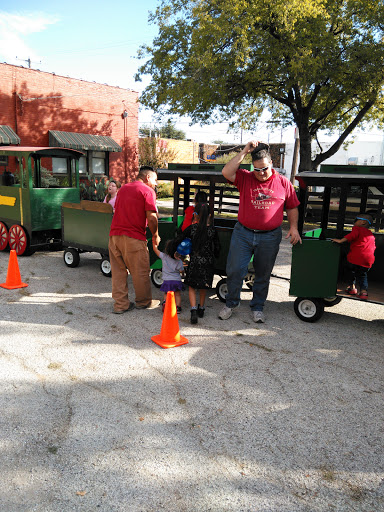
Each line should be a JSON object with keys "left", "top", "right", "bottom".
{"left": 219, "top": 141, "right": 301, "bottom": 323}
{"left": 109, "top": 166, "right": 160, "bottom": 313}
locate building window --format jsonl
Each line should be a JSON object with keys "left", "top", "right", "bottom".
{"left": 79, "top": 156, "right": 87, "bottom": 174}
{"left": 91, "top": 151, "right": 106, "bottom": 174}
{"left": 52, "top": 157, "right": 67, "bottom": 174}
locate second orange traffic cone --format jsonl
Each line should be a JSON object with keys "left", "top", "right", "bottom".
{"left": 152, "top": 291, "right": 189, "bottom": 349}
{"left": 0, "top": 250, "right": 28, "bottom": 290}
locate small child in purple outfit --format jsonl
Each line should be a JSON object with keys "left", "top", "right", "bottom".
{"left": 152, "top": 238, "right": 185, "bottom": 313}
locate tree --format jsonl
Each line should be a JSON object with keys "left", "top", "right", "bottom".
{"left": 136, "top": 0, "right": 384, "bottom": 174}
{"left": 138, "top": 137, "right": 179, "bottom": 168}
{"left": 139, "top": 119, "right": 186, "bottom": 140}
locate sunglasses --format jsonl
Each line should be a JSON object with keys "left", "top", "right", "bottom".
{"left": 253, "top": 165, "right": 270, "bottom": 172}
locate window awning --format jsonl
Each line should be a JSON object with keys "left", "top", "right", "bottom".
{"left": 49, "top": 130, "right": 122, "bottom": 152}
{"left": 0, "top": 125, "right": 21, "bottom": 145}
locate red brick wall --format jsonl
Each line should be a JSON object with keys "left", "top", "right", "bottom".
{"left": 0, "top": 63, "right": 139, "bottom": 183}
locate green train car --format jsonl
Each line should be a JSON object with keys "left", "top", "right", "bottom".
{"left": 0, "top": 146, "right": 83, "bottom": 255}
{"left": 290, "top": 170, "right": 384, "bottom": 321}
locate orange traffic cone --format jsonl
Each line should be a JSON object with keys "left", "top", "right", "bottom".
{"left": 152, "top": 291, "right": 189, "bottom": 349}
{"left": 0, "top": 250, "right": 28, "bottom": 289}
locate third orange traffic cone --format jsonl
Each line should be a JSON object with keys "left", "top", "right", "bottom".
{"left": 0, "top": 250, "right": 28, "bottom": 289}
{"left": 151, "top": 291, "right": 189, "bottom": 349}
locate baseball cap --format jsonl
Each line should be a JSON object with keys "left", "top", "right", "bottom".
{"left": 176, "top": 238, "right": 192, "bottom": 255}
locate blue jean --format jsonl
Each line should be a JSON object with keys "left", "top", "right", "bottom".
{"left": 347, "top": 262, "right": 370, "bottom": 291}
{"left": 225, "top": 222, "right": 282, "bottom": 311}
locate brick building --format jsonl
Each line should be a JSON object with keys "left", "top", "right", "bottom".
{"left": 0, "top": 63, "right": 138, "bottom": 183}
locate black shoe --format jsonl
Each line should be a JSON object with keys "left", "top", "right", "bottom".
{"left": 197, "top": 304, "right": 205, "bottom": 318}
{"left": 190, "top": 309, "right": 198, "bottom": 324}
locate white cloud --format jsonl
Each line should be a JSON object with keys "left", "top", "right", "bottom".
{"left": 0, "top": 11, "right": 58, "bottom": 63}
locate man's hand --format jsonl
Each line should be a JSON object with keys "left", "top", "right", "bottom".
{"left": 152, "top": 233, "right": 161, "bottom": 246}
{"left": 222, "top": 140, "right": 264, "bottom": 182}
{"left": 285, "top": 208, "right": 301, "bottom": 245}
{"left": 243, "top": 140, "right": 262, "bottom": 154}
{"left": 285, "top": 227, "right": 302, "bottom": 245}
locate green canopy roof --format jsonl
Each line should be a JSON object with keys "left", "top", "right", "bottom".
{"left": 49, "top": 130, "right": 121, "bottom": 152}
{"left": 0, "top": 125, "right": 21, "bottom": 145}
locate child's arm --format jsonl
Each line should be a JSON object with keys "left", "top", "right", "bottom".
{"left": 152, "top": 238, "right": 161, "bottom": 257}
{"left": 331, "top": 237, "right": 348, "bottom": 244}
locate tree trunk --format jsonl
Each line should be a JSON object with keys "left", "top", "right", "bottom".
{"left": 297, "top": 125, "right": 313, "bottom": 173}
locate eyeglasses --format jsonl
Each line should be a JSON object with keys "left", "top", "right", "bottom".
{"left": 253, "top": 166, "right": 270, "bottom": 172}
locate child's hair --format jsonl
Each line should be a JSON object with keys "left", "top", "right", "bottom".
{"left": 194, "top": 190, "right": 208, "bottom": 203}
{"left": 355, "top": 213, "right": 373, "bottom": 226}
{"left": 164, "top": 238, "right": 179, "bottom": 259}
{"left": 105, "top": 179, "right": 121, "bottom": 203}
{"left": 193, "top": 202, "right": 211, "bottom": 253}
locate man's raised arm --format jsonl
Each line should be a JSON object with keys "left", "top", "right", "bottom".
{"left": 222, "top": 140, "right": 260, "bottom": 182}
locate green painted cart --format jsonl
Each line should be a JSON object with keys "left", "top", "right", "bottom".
{"left": 290, "top": 170, "right": 384, "bottom": 322}
{"left": 61, "top": 200, "right": 114, "bottom": 276}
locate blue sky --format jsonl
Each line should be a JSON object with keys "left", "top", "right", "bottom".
{"left": 0, "top": 0, "right": 288, "bottom": 143}
{"left": 0, "top": 1, "right": 381, "bottom": 145}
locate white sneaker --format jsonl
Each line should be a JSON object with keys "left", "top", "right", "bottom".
{"left": 218, "top": 305, "right": 236, "bottom": 320}
{"left": 253, "top": 311, "right": 265, "bottom": 323}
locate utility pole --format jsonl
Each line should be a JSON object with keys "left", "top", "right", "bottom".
{"left": 290, "top": 127, "right": 300, "bottom": 185}
{"left": 16, "top": 57, "right": 41, "bottom": 69}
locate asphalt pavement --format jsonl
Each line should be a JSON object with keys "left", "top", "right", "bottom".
{"left": 0, "top": 236, "right": 383, "bottom": 512}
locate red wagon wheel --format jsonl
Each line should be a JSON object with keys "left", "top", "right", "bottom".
{"left": 9, "top": 224, "right": 29, "bottom": 255}
{"left": 0, "top": 221, "right": 8, "bottom": 251}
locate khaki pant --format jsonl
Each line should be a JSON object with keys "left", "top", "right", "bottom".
{"left": 109, "top": 235, "right": 152, "bottom": 310}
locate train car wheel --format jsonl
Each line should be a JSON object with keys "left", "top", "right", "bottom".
{"left": 294, "top": 297, "right": 324, "bottom": 322}
{"left": 0, "top": 222, "right": 8, "bottom": 250}
{"left": 151, "top": 269, "right": 163, "bottom": 288}
{"left": 244, "top": 272, "right": 254, "bottom": 290}
{"left": 216, "top": 278, "right": 228, "bottom": 303}
{"left": 63, "top": 248, "right": 80, "bottom": 268}
{"left": 323, "top": 296, "right": 342, "bottom": 307}
{"left": 100, "top": 257, "right": 112, "bottom": 277}
{"left": 8, "top": 225, "right": 29, "bottom": 255}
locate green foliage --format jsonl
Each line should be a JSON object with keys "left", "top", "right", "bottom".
{"left": 14, "top": 166, "right": 60, "bottom": 188}
{"left": 140, "top": 118, "right": 186, "bottom": 140}
{"left": 40, "top": 167, "right": 59, "bottom": 188}
{"left": 214, "top": 152, "right": 252, "bottom": 164}
{"left": 137, "top": 0, "right": 384, "bottom": 171}
{"left": 80, "top": 175, "right": 109, "bottom": 201}
{"left": 157, "top": 181, "right": 174, "bottom": 198}
{"left": 139, "top": 137, "right": 179, "bottom": 168}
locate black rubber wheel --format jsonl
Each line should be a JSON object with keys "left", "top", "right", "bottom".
{"left": 216, "top": 278, "right": 228, "bottom": 303}
{"left": 100, "top": 257, "right": 111, "bottom": 277}
{"left": 322, "top": 296, "right": 342, "bottom": 307}
{"left": 294, "top": 297, "right": 324, "bottom": 322}
{"left": 63, "top": 248, "right": 80, "bottom": 268}
{"left": 151, "top": 268, "right": 163, "bottom": 288}
{"left": 244, "top": 272, "right": 254, "bottom": 290}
